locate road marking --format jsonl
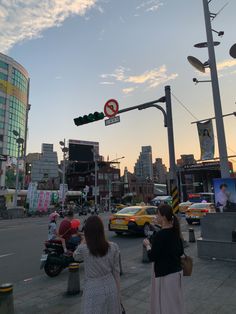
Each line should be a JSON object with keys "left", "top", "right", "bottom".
{"left": 0, "top": 253, "right": 15, "bottom": 258}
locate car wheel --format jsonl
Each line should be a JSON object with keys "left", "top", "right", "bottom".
{"left": 115, "top": 232, "right": 123, "bottom": 236}
{"left": 143, "top": 223, "right": 151, "bottom": 237}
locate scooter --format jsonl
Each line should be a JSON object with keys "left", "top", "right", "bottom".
{"left": 40, "top": 239, "right": 83, "bottom": 277}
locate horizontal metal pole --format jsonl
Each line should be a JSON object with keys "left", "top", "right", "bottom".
{"left": 191, "top": 112, "right": 236, "bottom": 124}
{"left": 118, "top": 99, "right": 163, "bottom": 114}
{"left": 118, "top": 98, "right": 167, "bottom": 127}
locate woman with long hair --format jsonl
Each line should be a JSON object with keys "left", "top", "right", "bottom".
{"left": 143, "top": 204, "right": 185, "bottom": 314}
{"left": 73, "top": 215, "right": 121, "bottom": 314}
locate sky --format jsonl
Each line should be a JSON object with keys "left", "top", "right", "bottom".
{"left": 1, "top": 0, "right": 236, "bottom": 173}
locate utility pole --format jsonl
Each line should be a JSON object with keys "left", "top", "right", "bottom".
{"left": 202, "top": 0, "right": 229, "bottom": 178}
{"left": 93, "top": 150, "right": 98, "bottom": 211}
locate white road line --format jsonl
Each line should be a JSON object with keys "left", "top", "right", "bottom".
{"left": 0, "top": 253, "right": 15, "bottom": 258}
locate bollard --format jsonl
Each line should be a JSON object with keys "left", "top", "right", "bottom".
{"left": 67, "top": 263, "right": 80, "bottom": 295}
{"left": 189, "top": 228, "right": 196, "bottom": 243}
{"left": 0, "top": 283, "right": 14, "bottom": 314}
{"left": 142, "top": 245, "right": 150, "bottom": 263}
{"left": 119, "top": 253, "right": 123, "bottom": 276}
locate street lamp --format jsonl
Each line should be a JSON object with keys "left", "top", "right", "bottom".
{"left": 187, "top": 0, "right": 229, "bottom": 178}
{"left": 59, "top": 139, "right": 69, "bottom": 210}
{"left": 92, "top": 149, "right": 99, "bottom": 211}
{"left": 107, "top": 156, "right": 125, "bottom": 211}
{"left": 13, "top": 130, "right": 24, "bottom": 207}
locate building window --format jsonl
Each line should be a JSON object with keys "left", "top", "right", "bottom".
{"left": 12, "top": 68, "right": 28, "bottom": 93}
{"left": 0, "top": 60, "right": 8, "bottom": 71}
{"left": 0, "top": 72, "right": 8, "bottom": 81}
{"left": 0, "top": 97, "right": 6, "bottom": 105}
{"left": 98, "top": 173, "right": 103, "bottom": 180}
{"left": 114, "top": 173, "right": 119, "bottom": 180}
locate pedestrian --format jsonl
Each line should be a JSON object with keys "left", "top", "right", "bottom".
{"left": 73, "top": 215, "right": 121, "bottom": 314}
{"left": 48, "top": 212, "right": 68, "bottom": 254}
{"left": 143, "top": 204, "right": 185, "bottom": 314}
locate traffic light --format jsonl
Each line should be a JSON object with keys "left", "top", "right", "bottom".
{"left": 74, "top": 111, "right": 105, "bottom": 126}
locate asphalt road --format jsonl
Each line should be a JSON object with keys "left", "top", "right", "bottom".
{"left": 0, "top": 213, "right": 193, "bottom": 284}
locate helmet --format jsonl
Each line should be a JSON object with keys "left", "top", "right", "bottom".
{"left": 49, "top": 212, "right": 59, "bottom": 221}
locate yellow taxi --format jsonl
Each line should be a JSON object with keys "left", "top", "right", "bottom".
{"left": 185, "top": 202, "right": 216, "bottom": 224}
{"left": 109, "top": 205, "right": 158, "bottom": 236}
{"left": 179, "top": 201, "right": 192, "bottom": 214}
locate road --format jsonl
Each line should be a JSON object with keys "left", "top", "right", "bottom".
{"left": 0, "top": 213, "right": 194, "bottom": 284}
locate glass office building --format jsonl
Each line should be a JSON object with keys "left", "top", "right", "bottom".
{"left": 0, "top": 52, "right": 30, "bottom": 187}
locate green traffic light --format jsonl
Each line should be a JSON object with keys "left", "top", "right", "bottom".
{"left": 74, "top": 111, "right": 105, "bottom": 126}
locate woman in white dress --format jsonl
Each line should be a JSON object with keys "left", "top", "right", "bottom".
{"left": 73, "top": 215, "right": 121, "bottom": 314}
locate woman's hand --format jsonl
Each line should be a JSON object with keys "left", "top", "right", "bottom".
{"left": 143, "top": 238, "right": 150, "bottom": 248}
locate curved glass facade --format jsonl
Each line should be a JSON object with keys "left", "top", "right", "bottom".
{"left": 0, "top": 53, "right": 29, "bottom": 159}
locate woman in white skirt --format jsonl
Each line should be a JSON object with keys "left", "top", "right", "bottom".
{"left": 143, "top": 204, "right": 185, "bottom": 314}
{"left": 73, "top": 216, "right": 121, "bottom": 314}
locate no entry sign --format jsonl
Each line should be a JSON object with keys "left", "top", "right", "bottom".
{"left": 104, "top": 99, "right": 119, "bottom": 118}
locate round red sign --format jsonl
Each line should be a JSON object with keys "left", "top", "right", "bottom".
{"left": 104, "top": 99, "right": 119, "bottom": 118}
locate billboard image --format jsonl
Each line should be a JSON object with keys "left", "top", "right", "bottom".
{"left": 213, "top": 178, "right": 236, "bottom": 212}
{"left": 197, "top": 120, "right": 214, "bottom": 160}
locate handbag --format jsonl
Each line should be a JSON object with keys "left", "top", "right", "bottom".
{"left": 121, "top": 303, "right": 126, "bottom": 314}
{"left": 181, "top": 253, "right": 193, "bottom": 276}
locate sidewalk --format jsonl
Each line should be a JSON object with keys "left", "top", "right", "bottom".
{"left": 13, "top": 230, "right": 236, "bottom": 314}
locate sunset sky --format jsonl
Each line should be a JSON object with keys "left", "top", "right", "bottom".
{"left": 1, "top": 0, "right": 236, "bottom": 173}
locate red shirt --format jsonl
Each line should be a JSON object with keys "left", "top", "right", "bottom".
{"left": 59, "top": 219, "right": 74, "bottom": 242}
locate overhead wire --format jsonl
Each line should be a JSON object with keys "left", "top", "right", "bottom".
{"left": 171, "top": 92, "right": 236, "bottom": 164}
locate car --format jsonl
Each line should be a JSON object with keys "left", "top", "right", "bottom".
{"left": 179, "top": 201, "right": 192, "bottom": 214}
{"left": 185, "top": 202, "right": 216, "bottom": 224}
{"left": 108, "top": 205, "right": 158, "bottom": 236}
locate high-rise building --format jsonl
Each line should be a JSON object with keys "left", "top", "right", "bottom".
{"left": 31, "top": 144, "right": 58, "bottom": 183}
{"left": 153, "top": 158, "right": 167, "bottom": 183}
{"left": 134, "top": 146, "right": 153, "bottom": 180}
{"left": 68, "top": 139, "right": 99, "bottom": 162}
{"left": 0, "top": 52, "right": 30, "bottom": 187}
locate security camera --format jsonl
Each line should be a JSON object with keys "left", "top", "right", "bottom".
{"left": 218, "top": 31, "right": 224, "bottom": 37}
{"left": 193, "top": 78, "right": 198, "bottom": 83}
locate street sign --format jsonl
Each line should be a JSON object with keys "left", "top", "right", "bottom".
{"left": 104, "top": 99, "right": 119, "bottom": 118}
{"left": 105, "top": 115, "right": 120, "bottom": 126}
{"left": 0, "top": 154, "right": 7, "bottom": 161}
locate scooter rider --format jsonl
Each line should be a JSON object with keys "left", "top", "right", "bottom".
{"left": 58, "top": 210, "right": 81, "bottom": 249}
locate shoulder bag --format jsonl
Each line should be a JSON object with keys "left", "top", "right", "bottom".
{"left": 181, "top": 253, "right": 193, "bottom": 276}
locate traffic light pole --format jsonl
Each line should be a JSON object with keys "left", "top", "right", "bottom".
{"left": 117, "top": 86, "right": 179, "bottom": 212}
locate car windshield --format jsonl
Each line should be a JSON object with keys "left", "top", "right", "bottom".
{"left": 190, "top": 203, "right": 209, "bottom": 209}
{"left": 117, "top": 207, "right": 141, "bottom": 215}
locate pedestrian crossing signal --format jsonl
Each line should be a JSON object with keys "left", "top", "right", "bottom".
{"left": 74, "top": 112, "right": 105, "bottom": 126}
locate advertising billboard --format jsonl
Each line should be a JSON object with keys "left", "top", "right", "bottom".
{"left": 213, "top": 178, "right": 236, "bottom": 212}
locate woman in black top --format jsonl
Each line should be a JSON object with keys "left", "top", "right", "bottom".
{"left": 143, "top": 204, "right": 185, "bottom": 314}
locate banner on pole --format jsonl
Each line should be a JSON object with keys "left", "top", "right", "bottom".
{"left": 197, "top": 120, "right": 214, "bottom": 160}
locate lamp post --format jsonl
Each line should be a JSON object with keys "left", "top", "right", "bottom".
{"left": 108, "top": 156, "right": 125, "bottom": 211}
{"left": 13, "top": 130, "right": 24, "bottom": 207}
{"left": 188, "top": 0, "right": 229, "bottom": 178}
{"left": 59, "top": 139, "right": 69, "bottom": 210}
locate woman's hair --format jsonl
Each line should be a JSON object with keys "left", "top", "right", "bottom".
{"left": 203, "top": 129, "right": 211, "bottom": 137}
{"left": 84, "top": 215, "right": 109, "bottom": 257}
{"left": 158, "top": 204, "right": 181, "bottom": 237}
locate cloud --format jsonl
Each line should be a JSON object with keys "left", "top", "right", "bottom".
{"left": 122, "top": 87, "right": 136, "bottom": 94}
{"left": 136, "top": 0, "right": 163, "bottom": 12}
{"left": 0, "top": 0, "right": 97, "bottom": 53}
{"left": 101, "top": 65, "right": 178, "bottom": 92}
{"left": 196, "top": 58, "right": 236, "bottom": 78}
{"left": 217, "top": 59, "right": 236, "bottom": 71}
{"left": 100, "top": 81, "right": 114, "bottom": 85}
